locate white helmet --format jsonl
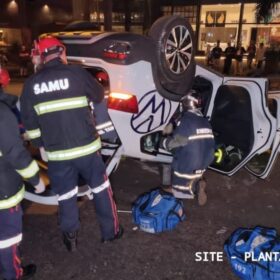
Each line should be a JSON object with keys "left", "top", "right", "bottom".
{"left": 181, "top": 90, "right": 201, "bottom": 111}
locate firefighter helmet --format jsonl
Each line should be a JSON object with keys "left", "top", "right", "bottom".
{"left": 37, "top": 36, "right": 65, "bottom": 56}
{"left": 0, "top": 68, "right": 10, "bottom": 87}
{"left": 181, "top": 90, "right": 201, "bottom": 111}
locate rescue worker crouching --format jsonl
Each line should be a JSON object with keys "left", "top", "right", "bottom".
{"left": 160, "top": 90, "right": 216, "bottom": 206}
{"left": 0, "top": 68, "right": 45, "bottom": 280}
{"left": 20, "top": 36, "right": 122, "bottom": 252}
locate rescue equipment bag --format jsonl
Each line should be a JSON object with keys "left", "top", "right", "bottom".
{"left": 132, "top": 188, "right": 186, "bottom": 234}
{"left": 224, "top": 226, "right": 280, "bottom": 280}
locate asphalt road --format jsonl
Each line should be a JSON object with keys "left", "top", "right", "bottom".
{"left": 20, "top": 157, "right": 280, "bottom": 280}
{"left": 6, "top": 79, "right": 280, "bottom": 280}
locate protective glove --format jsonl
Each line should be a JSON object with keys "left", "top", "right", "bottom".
{"left": 162, "top": 123, "right": 174, "bottom": 135}
{"left": 22, "top": 132, "right": 30, "bottom": 141}
{"left": 162, "top": 135, "right": 189, "bottom": 151}
{"left": 34, "top": 177, "right": 46, "bottom": 194}
{"left": 39, "top": 147, "right": 48, "bottom": 162}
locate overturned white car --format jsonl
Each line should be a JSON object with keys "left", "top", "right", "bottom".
{"left": 25, "top": 16, "right": 280, "bottom": 205}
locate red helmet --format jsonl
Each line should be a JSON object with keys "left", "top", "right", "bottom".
{"left": 96, "top": 71, "right": 109, "bottom": 82}
{"left": 0, "top": 68, "right": 10, "bottom": 87}
{"left": 37, "top": 36, "right": 65, "bottom": 56}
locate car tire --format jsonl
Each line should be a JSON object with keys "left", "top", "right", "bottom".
{"left": 149, "top": 15, "right": 196, "bottom": 101}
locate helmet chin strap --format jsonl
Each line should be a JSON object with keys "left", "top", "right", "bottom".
{"left": 43, "top": 52, "right": 62, "bottom": 63}
{"left": 43, "top": 48, "right": 67, "bottom": 64}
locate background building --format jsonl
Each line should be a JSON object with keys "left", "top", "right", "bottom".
{"left": 161, "top": 0, "right": 280, "bottom": 53}
{"left": 0, "top": 0, "right": 279, "bottom": 55}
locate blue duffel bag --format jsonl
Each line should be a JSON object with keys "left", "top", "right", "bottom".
{"left": 132, "top": 188, "right": 186, "bottom": 234}
{"left": 224, "top": 226, "right": 280, "bottom": 280}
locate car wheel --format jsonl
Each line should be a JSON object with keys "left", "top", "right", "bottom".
{"left": 149, "top": 15, "right": 196, "bottom": 100}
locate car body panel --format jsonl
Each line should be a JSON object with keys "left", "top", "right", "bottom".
{"left": 67, "top": 55, "right": 280, "bottom": 178}
{"left": 37, "top": 22, "right": 280, "bottom": 183}
{"left": 245, "top": 95, "right": 280, "bottom": 179}
{"left": 23, "top": 17, "right": 280, "bottom": 206}
{"left": 209, "top": 78, "right": 277, "bottom": 176}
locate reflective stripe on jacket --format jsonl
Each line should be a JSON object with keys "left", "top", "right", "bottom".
{"left": 20, "top": 58, "right": 104, "bottom": 159}
{"left": 0, "top": 186, "right": 25, "bottom": 210}
{"left": 0, "top": 99, "right": 40, "bottom": 202}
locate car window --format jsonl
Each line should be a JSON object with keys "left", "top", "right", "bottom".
{"left": 210, "top": 85, "right": 254, "bottom": 172}
{"left": 192, "top": 75, "right": 213, "bottom": 116}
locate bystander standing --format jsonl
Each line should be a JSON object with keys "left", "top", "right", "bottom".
{"left": 223, "top": 42, "right": 235, "bottom": 75}
{"left": 18, "top": 45, "right": 30, "bottom": 77}
{"left": 234, "top": 42, "right": 246, "bottom": 76}
{"left": 255, "top": 42, "right": 266, "bottom": 69}
{"left": 211, "top": 40, "right": 223, "bottom": 71}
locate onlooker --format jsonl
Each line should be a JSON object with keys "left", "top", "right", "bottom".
{"left": 211, "top": 40, "right": 223, "bottom": 71}
{"left": 18, "top": 45, "right": 30, "bottom": 77}
{"left": 246, "top": 40, "right": 256, "bottom": 70}
{"left": 223, "top": 42, "right": 235, "bottom": 75}
{"left": 234, "top": 42, "right": 246, "bottom": 76}
{"left": 255, "top": 42, "right": 266, "bottom": 69}
{"left": 31, "top": 48, "right": 42, "bottom": 73}
{"left": 0, "top": 50, "right": 8, "bottom": 66}
{"left": 205, "top": 44, "right": 213, "bottom": 67}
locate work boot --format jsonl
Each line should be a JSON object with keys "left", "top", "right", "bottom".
{"left": 197, "top": 179, "right": 207, "bottom": 206}
{"left": 102, "top": 225, "right": 124, "bottom": 243}
{"left": 63, "top": 231, "right": 78, "bottom": 252}
{"left": 21, "top": 264, "right": 37, "bottom": 279}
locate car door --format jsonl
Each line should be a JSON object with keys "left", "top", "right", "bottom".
{"left": 245, "top": 95, "right": 280, "bottom": 179}
{"left": 208, "top": 76, "right": 279, "bottom": 178}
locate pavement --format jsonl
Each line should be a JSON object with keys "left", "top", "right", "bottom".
{"left": 4, "top": 76, "right": 280, "bottom": 279}
{"left": 20, "top": 157, "right": 280, "bottom": 280}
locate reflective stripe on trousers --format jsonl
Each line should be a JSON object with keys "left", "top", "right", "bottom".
{"left": 174, "top": 170, "right": 205, "bottom": 180}
{"left": 58, "top": 187, "right": 78, "bottom": 202}
{"left": 92, "top": 180, "right": 110, "bottom": 194}
{"left": 173, "top": 177, "right": 197, "bottom": 194}
{"left": 0, "top": 205, "right": 23, "bottom": 279}
{"left": 0, "top": 234, "right": 22, "bottom": 249}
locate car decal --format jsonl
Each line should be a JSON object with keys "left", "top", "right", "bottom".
{"left": 131, "top": 90, "right": 172, "bottom": 134}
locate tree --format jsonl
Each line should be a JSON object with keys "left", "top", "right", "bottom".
{"left": 256, "top": 0, "right": 279, "bottom": 23}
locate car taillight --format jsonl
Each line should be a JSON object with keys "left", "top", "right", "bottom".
{"left": 103, "top": 51, "right": 127, "bottom": 60}
{"left": 103, "top": 41, "right": 130, "bottom": 60}
{"left": 108, "top": 92, "right": 138, "bottom": 114}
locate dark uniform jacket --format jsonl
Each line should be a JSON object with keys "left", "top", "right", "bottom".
{"left": 20, "top": 58, "right": 104, "bottom": 161}
{"left": 163, "top": 110, "right": 215, "bottom": 172}
{"left": 0, "top": 90, "right": 39, "bottom": 209}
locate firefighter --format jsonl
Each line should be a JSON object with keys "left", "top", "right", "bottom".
{"left": 0, "top": 68, "right": 45, "bottom": 280}
{"left": 20, "top": 36, "right": 122, "bottom": 252}
{"left": 161, "top": 90, "right": 215, "bottom": 206}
